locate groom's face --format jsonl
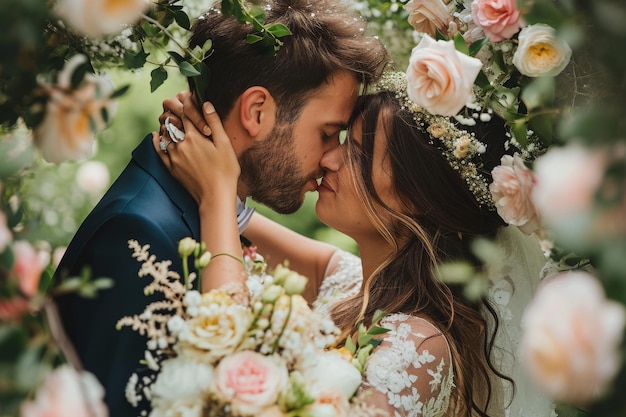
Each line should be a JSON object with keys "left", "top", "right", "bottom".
{"left": 239, "top": 71, "right": 359, "bottom": 214}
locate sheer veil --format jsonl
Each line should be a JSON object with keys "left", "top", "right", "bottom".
{"left": 483, "top": 225, "right": 556, "bottom": 417}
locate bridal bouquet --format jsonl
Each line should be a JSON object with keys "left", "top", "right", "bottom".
{"left": 118, "top": 239, "right": 384, "bottom": 417}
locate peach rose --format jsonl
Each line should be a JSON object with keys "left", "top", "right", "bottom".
{"left": 521, "top": 272, "right": 626, "bottom": 405}
{"left": 513, "top": 24, "right": 572, "bottom": 77}
{"left": 489, "top": 154, "right": 540, "bottom": 234}
{"left": 532, "top": 144, "right": 606, "bottom": 233}
{"left": 12, "top": 240, "right": 45, "bottom": 298}
{"left": 406, "top": 35, "right": 482, "bottom": 116}
{"left": 21, "top": 366, "right": 107, "bottom": 417}
{"left": 470, "top": 0, "right": 524, "bottom": 42}
{"left": 213, "top": 351, "right": 288, "bottom": 416}
{"left": 55, "top": 0, "right": 149, "bottom": 38}
{"left": 405, "top": 0, "right": 451, "bottom": 37}
{"left": 34, "top": 55, "right": 116, "bottom": 164}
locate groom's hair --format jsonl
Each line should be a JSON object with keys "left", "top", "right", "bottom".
{"left": 189, "top": 0, "right": 389, "bottom": 123}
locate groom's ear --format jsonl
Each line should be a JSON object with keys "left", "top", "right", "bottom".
{"left": 239, "top": 86, "right": 276, "bottom": 139}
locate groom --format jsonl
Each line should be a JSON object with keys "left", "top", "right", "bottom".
{"left": 54, "top": 0, "right": 387, "bottom": 416}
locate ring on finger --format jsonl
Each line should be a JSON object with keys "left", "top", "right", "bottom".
{"left": 159, "top": 138, "right": 172, "bottom": 154}
{"left": 164, "top": 116, "right": 186, "bottom": 143}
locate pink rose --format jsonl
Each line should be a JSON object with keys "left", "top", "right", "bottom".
{"left": 0, "top": 297, "right": 31, "bottom": 321}
{"left": 12, "top": 240, "right": 44, "bottom": 298}
{"left": 405, "top": 0, "right": 451, "bottom": 37}
{"left": 521, "top": 272, "right": 626, "bottom": 405}
{"left": 213, "top": 351, "right": 288, "bottom": 416}
{"left": 471, "top": 0, "right": 524, "bottom": 42}
{"left": 406, "top": 35, "right": 482, "bottom": 116}
{"left": 489, "top": 154, "right": 540, "bottom": 234}
{"left": 21, "top": 365, "right": 108, "bottom": 417}
{"left": 532, "top": 144, "right": 606, "bottom": 233}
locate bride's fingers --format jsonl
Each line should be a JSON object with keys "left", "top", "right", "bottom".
{"left": 181, "top": 93, "right": 211, "bottom": 137}
{"left": 152, "top": 132, "right": 172, "bottom": 170}
{"left": 203, "top": 102, "right": 230, "bottom": 149}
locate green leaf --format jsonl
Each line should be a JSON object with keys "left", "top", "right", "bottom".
{"left": 123, "top": 49, "right": 150, "bottom": 69}
{"left": 173, "top": 10, "right": 191, "bottom": 30}
{"left": 111, "top": 84, "right": 131, "bottom": 99}
{"left": 510, "top": 119, "right": 529, "bottom": 147}
{"left": 528, "top": 113, "right": 554, "bottom": 144}
{"left": 178, "top": 61, "right": 201, "bottom": 77}
{"left": 344, "top": 335, "right": 356, "bottom": 354}
{"left": 246, "top": 34, "right": 264, "bottom": 45}
{"left": 150, "top": 66, "right": 169, "bottom": 93}
{"left": 366, "top": 326, "right": 389, "bottom": 336}
{"left": 167, "top": 50, "right": 186, "bottom": 65}
{"left": 357, "top": 333, "right": 373, "bottom": 347}
{"left": 521, "top": 77, "right": 555, "bottom": 110}
{"left": 468, "top": 38, "right": 487, "bottom": 57}
{"left": 69, "top": 61, "right": 91, "bottom": 89}
{"left": 249, "top": 6, "right": 266, "bottom": 24}
{"left": 266, "top": 23, "right": 291, "bottom": 38}
{"left": 453, "top": 32, "right": 469, "bottom": 55}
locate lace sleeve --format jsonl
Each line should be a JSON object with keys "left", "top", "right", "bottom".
{"left": 313, "top": 249, "right": 362, "bottom": 315}
{"left": 357, "top": 314, "right": 454, "bottom": 417}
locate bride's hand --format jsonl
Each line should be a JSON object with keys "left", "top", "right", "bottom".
{"left": 154, "top": 102, "right": 240, "bottom": 204}
{"left": 158, "top": 91, "right": 212, "bottom": 138}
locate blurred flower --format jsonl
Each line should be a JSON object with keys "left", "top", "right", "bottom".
{"left": 34, "top": 55, "right": 117, "bottom": 164}
{"left": 470, "top": 0, "right": 524, "bottom": 42}
{"left": 404, "top": 0, "right": 451, "bottom": 38}
{"left": 0, "top": 297, "right": 31, "bottom": 321}
{"left": 0, "top": 210, "right": 11, "bottom": 253}
{"left": 76, "top": 160, "right": 110, "bottom": 195}
{"left": 20, "top": 365, "right": 108, "bottom": 417}
{"left": 12, "top": 240, "right": 45, "bottom": 298}
{"left": 149, "top": 356, "right": 213, "bottom": 416}
{"left": 532, "top": 144, "right": 607, "bottom": 234}
{"left": 512, "top": 24, "right": 572, "bottom": 77}
{"left": 54, "top": 0, "right": 150, "bottom": 39}
{"left": 521, "top": 271, "right": 626, "bottom": 406}
{"left": 305, "top": 392, "right": 350, "bottom": 417}
{"left": 406, "top": 35, "right": 482, "bottom": 116}
{"left": 212, "top": 351, "right": 288, "bottom": 416}
{"left": 490, "top": 154, "right": 541, "bottom": 234}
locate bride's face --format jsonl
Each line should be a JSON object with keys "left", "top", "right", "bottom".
{"left": 316, "top": 113, "right": 402, "bottom": 239}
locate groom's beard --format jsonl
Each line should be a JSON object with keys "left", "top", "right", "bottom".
{"left": 239, "top": 121, "right": 309, "bottom": 214}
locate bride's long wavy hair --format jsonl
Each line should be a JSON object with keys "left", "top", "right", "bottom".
{"left": 330, "top": 92, "right": 514, "bottom": 417}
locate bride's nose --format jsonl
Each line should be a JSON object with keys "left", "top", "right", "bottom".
{"left": 320, "top": 145, "right": 344, "bottom": 172}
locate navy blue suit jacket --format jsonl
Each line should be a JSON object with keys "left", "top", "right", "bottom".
{"left": 55, "top": 134, "right": 201, "bottom": 417}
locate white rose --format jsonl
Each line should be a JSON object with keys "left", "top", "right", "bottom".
{"left": 34, "top": 55, "right": 116, "bottom": 164}
{"left": 300, "top": 351, "right": 362, "bottom": 399}
{"left": 406, "top": 35, "right": 482, "bottom": 116}
{"left": 150, "top": 356, "right": 214, "bottom": 412}
{"left": 20, "top": 366, "right": 107, "bottom": 417}
{"left": 55, "top": 0, "right": 149, "bottom": 38}
{"left": 76, "top": 160, "right": 110, "bottom": 195}
{"left": 521, "top": 271, "right": 626, "bottom": 405}
{"left": 404, "top": 0, "right": 451, "bottom": 37}
{"left": 513, "top": 24, "right": 572, "bottom": 77}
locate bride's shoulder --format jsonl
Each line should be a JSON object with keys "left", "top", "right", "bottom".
{"left": 380, "top": 313, "right": 449, "bottom": 349}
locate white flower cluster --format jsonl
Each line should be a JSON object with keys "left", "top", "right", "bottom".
{"left": 123, "top": 245, "right": 367, "bottom": 417}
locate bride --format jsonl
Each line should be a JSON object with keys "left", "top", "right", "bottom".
{"left": 156, "top": 72, "right": 555, "bottom": 416}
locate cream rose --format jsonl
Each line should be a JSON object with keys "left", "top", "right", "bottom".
{"left": 212, "top": 351, "right": 288, "bottom": 416}
{"left": 300, "top": 351, "right": 362, "bottom": 399}
{"left": 521, "top": 272, "right": 626, "bottom": 405}
{"left": 513, "top": 24, "right": 572, "bottom": 77}
{"left": 34, "top": 55, "right": 116, "bottom": 164}
{"left": 177, "top": 293, "right": 252, "bottom": 363}
{"left": 489, "top": 154, "right": 540, "bottom": 234}
{"left": 405, "top": 0, "right": 451, "bottom": 37}
{"left": 470, "top": 0, "right": 524, "bottom": 42}
{"left": 55, "top": 0, "right": 149, "bottom": 38}
{"left": 76, "top": 160, "right": 110, "bottom": 195}
{"left": 149, "top": 356, "right": 213, "bottom": 416}
{"left": 531, "top": 144, "right": 606, "bottom": 234}
{"left": 406, "top": 35, "right": 482, "bottom": 116}
{"left": 21, "top": 366, "right": 107, "bottom": 417}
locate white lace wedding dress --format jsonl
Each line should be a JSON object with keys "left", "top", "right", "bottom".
{"left": 313, "top": 226, "right": 558, "bottom": 417}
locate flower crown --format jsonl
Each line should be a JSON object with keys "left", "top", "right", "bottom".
{"left": 372, "top": 71, "right": 495, "bottom": 209}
